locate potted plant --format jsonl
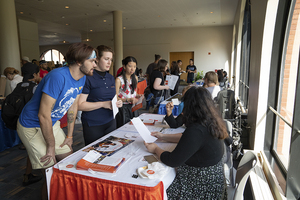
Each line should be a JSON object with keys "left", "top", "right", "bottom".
{"left": 194, "top": 70, "right": 204, "bottom": 82}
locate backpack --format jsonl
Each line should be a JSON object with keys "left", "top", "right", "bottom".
{"left": 1, "top": 82, "right": 36, "bottom": 130}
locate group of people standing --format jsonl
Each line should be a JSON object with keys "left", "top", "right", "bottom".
{"left": 4, "top": 43, "right": 228, "bottom": 199}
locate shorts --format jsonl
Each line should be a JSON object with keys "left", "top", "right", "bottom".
{"left": 17, "top": 120, "right": 71, "bottom": 169}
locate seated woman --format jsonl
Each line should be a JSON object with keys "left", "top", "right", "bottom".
{"left": 115, "top": 56, "right": 143, "bottom": 128}
{"left": 204, "top": 71, "right": 221, "bottom": 100}
{"left": 4, "top": 67, "right": 24, "bottom": 91}
{"left": 144, "top": 87, "right": 228, "bottom": 199}
{"left": 164, "top": 85, "right": 192, "bottom": 128}
{"left": 149, "top": 59, "right": 170, "bottom": 107}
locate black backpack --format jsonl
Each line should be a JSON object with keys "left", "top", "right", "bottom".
{"left": 1, "top": 82, "right": 36, "bottom": 130}
{"left": 215, "top": 89, "right": 236, "bottom": 119}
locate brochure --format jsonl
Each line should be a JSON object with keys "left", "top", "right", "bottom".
{"left": 77, "top": 150, "right": 125, "bottom": 173}
{"left": 165, "top": 75, "right": 179, "bottom": 90}
{"left": 83, "top": 136, "right": 134, "bottom": 156}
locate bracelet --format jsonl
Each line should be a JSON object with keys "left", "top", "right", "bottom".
{"left": 66, "top": 136, "right": 73, "bottom": 139}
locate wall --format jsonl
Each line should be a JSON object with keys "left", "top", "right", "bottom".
{"left": 40, "top": 26, "right": 233, "bottom": 75}
{"left": 18, "top": 19, "right": 40, "bottom": 61}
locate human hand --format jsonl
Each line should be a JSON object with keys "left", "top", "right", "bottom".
{"left": 40, "top": 146, "right": 56, "bottom": 166}
{"left": 59, "top": 137, "right": 73, "bottom": 150}
{"left": 116, "top": 100, "right": 123, "bottom": 108}
{"left": 166, "top": 102, "right": 174, "bottom": 116}
{"left": 165, "top": 85, "right": 170, "bottom": 90}
{"left": 144, "top": 142, "right": 158, "bottom": 154}
{"left": 103, "top": 101, "right": 112, "bottom": 110}
{"left": 151, "top": 131, "right": 163, "bottom": 140}
{"left": 132, "top": 97, "right": 139, "bottom": 104}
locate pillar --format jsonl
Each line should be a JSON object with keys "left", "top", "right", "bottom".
{"left": 113, "top": 11, "right": 123, "bottom": 76}
{"left": 0, "top": 0, "right": 21, "bottom": 96}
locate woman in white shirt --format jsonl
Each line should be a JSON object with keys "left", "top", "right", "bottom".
{"left": 4, "top": 67, "right": 23, "bottom": 91}
{"left": 203, "top": 71, "right": 221, "bottom": 100}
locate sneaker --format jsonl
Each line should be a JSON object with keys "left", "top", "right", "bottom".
{"left": 22, "top": 173, "right": 42, "bottom": 186}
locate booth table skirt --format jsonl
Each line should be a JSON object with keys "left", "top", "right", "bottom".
{"left": 0, "top": 110, "right": 21, "bottom": 152}
{"left": 50, "top": 168, "right": 164, "bottom": 200}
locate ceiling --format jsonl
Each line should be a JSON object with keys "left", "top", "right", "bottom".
{"left": 14, "top": 0, "right": 239, "bottom": 46}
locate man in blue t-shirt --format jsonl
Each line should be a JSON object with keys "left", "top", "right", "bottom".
{"left": 186, "top": 59, "right": 197, "bottom": 85}
{"left": 17, "top": 43, "right": 97, "bottom": 198}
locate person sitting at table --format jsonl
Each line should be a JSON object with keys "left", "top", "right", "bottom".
{"left": 144, "top": 86, "right": 228, "bottom": 199}
{"left": 164, "top": 85, "right": 192, "bottom": 128}
{"left": 203, "top": 71, "right": 221, "bottom": 100}
{"left": 78, "top": 45, "right": 123, "bottom": 145}
{"left": 115, "top": 56, "right": 143, "bottom": 128}
{"left": 149, "top": 59, "right": 170, "bottom": 108}
{"left": 3, "top": 67, "right": 23, "bottom": 91}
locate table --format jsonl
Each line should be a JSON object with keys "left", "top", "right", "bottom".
{"left": 158, "top": 93, "right": 182, "bottom": 116}
{"left": 0, "top": 110, "right": 21, "bottom": 152}
{"left": 46, "top": 114, "right": 178, "bottom": 200}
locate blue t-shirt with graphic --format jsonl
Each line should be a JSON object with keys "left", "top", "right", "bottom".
{"left": 19, "top": 66, "right": 86, "bottom": 128}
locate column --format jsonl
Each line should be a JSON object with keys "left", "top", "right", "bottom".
{"left": 113, "top": 11, "right": 123, "bottom": 76}
{"left": 0, "top": 0, "right": 21, "bottom": 96}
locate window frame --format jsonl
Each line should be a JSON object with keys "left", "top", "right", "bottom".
{"left": 264, "top": 0, "right": 300, "bottom": 198}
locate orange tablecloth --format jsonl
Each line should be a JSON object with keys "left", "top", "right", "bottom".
{"left": 50, "top": 168, "right": 164, "bottom": 200}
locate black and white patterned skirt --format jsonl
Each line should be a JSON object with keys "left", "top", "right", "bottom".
{"left": 167, "top": 160, "right": 227, "bottom": 200}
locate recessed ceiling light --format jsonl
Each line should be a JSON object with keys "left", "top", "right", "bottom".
{"left": 61, "top": 16, "right": 65, "bottom": 18}
{"left": 65, "top": 6, "right": 69, "bottom": 9}
{"left": 20, "top": 12, "right": 24, "bottom": 14}
{"left": 123, "top": 27, "right": 126, "bottom": 29}
{"left": 90, "top": 30, "right": 93, "bottom": 32}
{"left": 66, "top": 23, "right": 69, "bottom": 26}
{"left": 210, "top": 12, "right": 213, "bottom": 13}
{"left": 103, "top": 20, "right": 106, "bottom": 22}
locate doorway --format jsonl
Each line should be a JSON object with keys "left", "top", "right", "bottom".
{"left": 169, "top": 52, "right": 194, "bottom": 81}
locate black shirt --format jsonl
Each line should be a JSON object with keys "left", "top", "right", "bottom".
{"left": 160, "top": 123, "right": 224, "bottom": 167}
{"left": 186, "top": 65, "right": 197, "bottom": 79}
{"left": 146, "top": 62, "right": 156, "bottom": 77}
{"left": 150, "top": 70, "right": 164, "bottom": 97}
{"left": 164, "top": 113, "right": 183, "bottom": 128}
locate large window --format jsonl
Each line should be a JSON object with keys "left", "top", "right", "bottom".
{"left": 265, "top": 0, "right": 300, "bottom": 197}
{"left": 40, "top": 49, "right": 64, "bottom": 64}
{"left": 239, "top": 0, "right": 251, "bottom": 109}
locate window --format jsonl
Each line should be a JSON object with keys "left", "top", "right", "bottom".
{"left": 40, "top": 49, "right": 64, "bottom": 64}
{"left": 265, "top": 0, "right": 300, "bottom": 197}
{"left": 271, "top": 0, "right": 300, "bottom": 171}
{"left": 239, "top": 0, "right": 251, "bottom": 109}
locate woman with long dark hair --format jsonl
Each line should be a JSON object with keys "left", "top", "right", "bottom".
{"left": 149, "top": 59, "right": 170, "bottom": 106}
{"left": 144, "top": 86, "right": 228, "bottom": 199}
{"left": 115, "top": 56, "right": 142, "bottom": 127}
{"left": 170, "top": 61, "right": 180, "bottom": 96}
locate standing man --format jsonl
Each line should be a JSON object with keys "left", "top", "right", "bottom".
{"left": 186, "top": 59, "right": 197, "bottom": 85}
{"left": 146, "top": 54, "right": 161, "bottom": 85}
{"left": 39, "top": 60, "right": 49, "bottom": 78}
{"left": 17, "top": 43, "right": 97, "bottom": 199}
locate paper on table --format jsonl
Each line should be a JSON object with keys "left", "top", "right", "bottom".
{"left": 112, "top": 95, "right": 119, "bottom": 118}
{"left": 171, "top": 98, "right": 180, "bottom": 105}
{"left": 131, "top": 117, "right": 157, "bottom": 143}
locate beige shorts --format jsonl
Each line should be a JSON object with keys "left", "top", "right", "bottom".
{"left": 17, "top": 120, "right": 71, "bottom": 169}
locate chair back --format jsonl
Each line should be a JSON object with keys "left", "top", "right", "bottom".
{"left": 233, "top": 151, "right": 258, "bottom": 200}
